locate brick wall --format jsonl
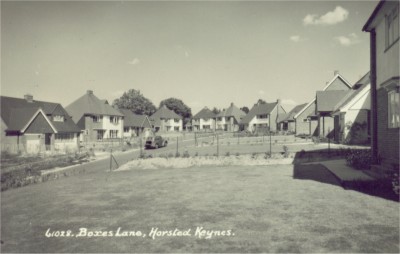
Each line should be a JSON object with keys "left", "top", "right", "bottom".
{"left": 376, "top": 88, "right": 399, "bottom": 168}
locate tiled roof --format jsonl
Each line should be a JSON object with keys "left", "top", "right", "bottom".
{"left": 316, "top": 90, "right": 350, "bottom": 112}
{"left": 217, "top": 103, "right": 246, "bottom": 121}
{"left": 0, "top": 96, "right": 80, "bottom": 133}
{"left": 281, "top": 103, "right": 308, "bottom": 122}
{"left": 193, "top": 107, "right": 216, "bottom": 119}
{"left": 119, "top": 108, "right": 152, "bottom": 128}
{"left": 150, "top": 105, "right": 182, "bottom": 121}
{"left": 65, "top": 91, "right": 123, "bottom": 123}
{"left": 332, "top": 72, "right": 370, "bottom": 113}
{"left": 241, "top": 102, "right": 276, "bottom": 124}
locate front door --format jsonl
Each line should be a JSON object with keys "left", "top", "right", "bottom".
{"left": 45, "top": 133, "right": 51, "bottom": 150}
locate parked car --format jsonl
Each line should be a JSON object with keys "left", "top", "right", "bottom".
{"left": 145, "top": 136, "right": 168, "bottom": 149}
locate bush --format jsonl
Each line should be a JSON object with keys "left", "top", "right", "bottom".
{"left": 235, "top": 152, "right": 240, "bottom": 157}
{"left": 345, "top": 149, "right": 372, "bottom": 170}
{"left": 251, "top": 153, "right": 258, "bottom": 159}
{"left": 139, "top": 152, "right": 146, "bottom": 159}
{"left": 225, "top": 152, "right": 230, "bottom": 157}
{"left": 194, "top": 152, "right": 198, "bottom": 157}
{"left": 182, "top": 150, "right": 190, "bottom": 158}
{"left": 175, "top": 152, "right": 180, "bottom": 158}
{"left": 264, "top": 152, "right": 271, "bottom": 159}
{"left": 283, "top": 145, "right": 289, "bottom": 158}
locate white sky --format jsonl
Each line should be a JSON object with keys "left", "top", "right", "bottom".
{"left": 1, "top": 0, "right": 378, "bottom": 114}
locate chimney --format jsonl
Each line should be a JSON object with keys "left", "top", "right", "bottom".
{"left": 24, "top": 94, "right": 33, "bottom": 103}
{"left": 277, "top": 99, "right": 281, "bottom": 106}
{"left": 334, "top": 70, "right": 339, "bottom": 76}
{"left": 230, "top": 102, "right": 234, "bottom": 106}
{"left": 87, "top": 90, "right": 93, "bottom": 95}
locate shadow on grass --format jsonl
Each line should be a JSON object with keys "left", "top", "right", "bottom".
{"left": 293, "top": 163, "right": 341, "bottom": 187}
{"left": 292, "top": 149, "right": 399, "bottom": 202}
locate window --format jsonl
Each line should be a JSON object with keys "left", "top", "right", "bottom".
{"left": 110, "top": 116, "right": 119, "bottom": 124}
{"left": 97, "top": 130, "right": 105, "bottom": 141}
{"left": 174, "top": 126, "right": 180, "bottom": 131}
{"left": 53, "top": 115, "right": 65, "bottom": 122}
{"left": 55, "top": 133, "right": 74, "bottom": 140}
{"left": 303, "top": 118, "right": 309, "bottom": 122}
{"left": 109, "top": 130, "right": 118, "bottom": 138}
{"left": 257, "top": 114, "right": 268, "bottom": 119}
{"left": 386, "top": 5, "right": 399, "bottom": 49}
{"left": 388, "top": 90, "right": 400, "bottom": 128}
{"left": 93, "top": 115, "right": 103, "bottom": 123}
{"left": 217, "top": 117, "right": 222, "bottom": 121}
{"left": 124, "top": 127, "right": 129, "bottom": 133}
{"left": 174, "top": 119, "right": 180, "bottom": 123}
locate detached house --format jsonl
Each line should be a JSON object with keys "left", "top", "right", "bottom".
{"left": 241, "top": 100, "right": 286, "bottom": 133}
{"left": 294, "top": 72, "right": 352, "bottom": 137}
{"left": 279, "top": 103, "right": 307, "bottom": 133}
{"left": 150, "top": 105, "right": 183, "bottom": 132}
{"left": 192, "top": 107, "right": 216, "bottom": 131}
{"left": 65, "top": 90, "right": 124, "bottom": 143}
{"left": 363, "top": 0, "right": 399, "bottom": 171}
{"left": 119, "top": 108, "right": 152, "bottom": 138}
{"left": 216, "top": 103, "right": 246, "bottom": 132}
{"left": 0, "top": 94, "right": 80, "bottom": 154}
{"left": 331, "top": 72, "right": 371, "bottom": 145}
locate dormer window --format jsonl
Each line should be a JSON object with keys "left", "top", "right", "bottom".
{"left": 53, "top": 115, "right": 65, "bottom": 122}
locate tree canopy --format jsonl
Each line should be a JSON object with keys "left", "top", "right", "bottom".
{"left": 112, "top": 89, "right": 156, "bottom": 116}
{"left": 159, "top": 98, "right": 192, "bottom": 119}
{"left": 257, "top": 99, "right": 267, "bottom": 105}
{"left": 211, "top": 107, "right": 221, "bottom": 115}
{"left": 240, "top": 106, "right": 250, "bottom": 114}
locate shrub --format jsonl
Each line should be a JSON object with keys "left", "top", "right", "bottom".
{"left": 139, "top": 152, "right": 146, "bottom": 159}
{"left": 225, "top": 152, "right": 230, "bottom": 157}
{"left": 235, "top": 152, "right": 240, "bottom": 157}
{"left": 345, "top": 149, "right": 372, "bottom": 170}
{"left": 182, "top": 150, "right": 190, "bottom": 158}
{"left": 283, "top": 145, "right": 289, "bottom": 158}
{"left": 175, "top": 152, "right": 180, "bottom": 158}
{"left": 264, "top": 152, "right": 271, "bottom": 159}
{"left": 251, "top": 153, "right": 258, "bottom": 159}
{"left": 194, "top": 152, "right": 198, "bottom": 157}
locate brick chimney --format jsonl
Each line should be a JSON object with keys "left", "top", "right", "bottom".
{"left": 230, "top": 102, "right": 234, "bottom": 107}
{"left": 87, "top": 90, "right": 93, "bottom": 95}
{"left": 24, "top": 94, "right": 33, "bottom": 103}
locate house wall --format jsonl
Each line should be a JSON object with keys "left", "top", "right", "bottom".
{"left": 295, "top": 102, "right": 317, "bottom": 135}
{"left": 160, "top": 118, "right": 182, "bottom": 132}
{"left": 54, "top": 133, "right": 79, "bottom": 152}
{"left": 373, "top": 1, "right": 399, "bottom": 169}
{"left": 216, "top": 117, "right": 226, "bottom": 130}
{"left": 246, "top": 116, "right": 269, "bottom": 132}
{"left": 102, "top": 115, "right": 124, "bottom": 138}
{"left": 376, "top": 88, "right": 399, "bottom": 169}
{"left": 325, "top": 78, "right": 351, "bottom": 91}
{"left": 342, "top": 109, "right": 370, "bottom": 145}
{"left": 199, "top": 118, "right": 215, "bottom": 130}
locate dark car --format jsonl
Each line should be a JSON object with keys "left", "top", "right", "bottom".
{"left": 145, "top": 136, "right": 168, "bottom": 149}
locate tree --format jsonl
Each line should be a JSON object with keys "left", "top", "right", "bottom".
{"left": 240, "top": 106, "right": 249, "bottom": 114}
{"left": 211, "top": 107, "right": 221, "bottom": 115}
{"left": 159, "top": 98, "right": 192, "bottom": 120}
{"left": 257, "top": 99, "right": 267, "bottom": 105}
{"left": 112, "top": 89, "right": 156, "bottom": 115}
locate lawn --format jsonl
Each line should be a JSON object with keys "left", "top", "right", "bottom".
{"left": 1, "top": 164, "right": 399, "bottom": 253}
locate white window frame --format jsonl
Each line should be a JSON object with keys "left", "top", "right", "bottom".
{"left": 53, "top": 115, "right": 65, "bottom": 122}
{"left": 386, "top": 5, "right": 399, "bottom": 49}
{"left": 388, "top": 89, "right": 400, "bottom": 128}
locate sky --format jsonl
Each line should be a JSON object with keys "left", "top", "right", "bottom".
{"left": 1, "top": 0, "right": 378, "bottom": 114}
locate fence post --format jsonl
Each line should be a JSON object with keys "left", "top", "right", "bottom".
{"left": 109, "top": 148, "right": 113, "bottom": 171}
{"left": 269, "top": 130, "right": 272, "bottom": 155}
{"left": 217, "top": 134, "right": 219, "bottom": 157}
{"left": 195, "top": 132, "right": 197, "bottom": 146}
{"left": 140, "top": 137, "right": 142, "bottom": 157}
{"left": 176, "top": 136, "right": 179, "bottom": 155}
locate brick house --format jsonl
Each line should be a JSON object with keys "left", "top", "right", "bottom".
{"left": 191, "top": 107, "right": 216, "bottom": 131}
{"left": 241, "top": 100, "right": 286, "bottom": 133}
{"left": 279, "top": 103, "right": 307, "bottom": 133}
{"left": 150, "top": 105, "right": 183, "bottom": 132}
{"left": 65, "top": 90, "right": 124, "bottom": 144}
{"left": 331, "top": 72, "right": 371, "bottom": 145}
{"left": 363, "top": 0, "right": 399, "bottom": 171}
{"left": 1, "top": 94, "right": 80, "bottom": 154}
{"left": 294, "top": 72, "right": 352, "bottom": 137}
{"left": 119, "top": 108, "right": 152, "bottom": 138}
{"left": 216, "top": 103, "right": 246, "bottom": 132}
